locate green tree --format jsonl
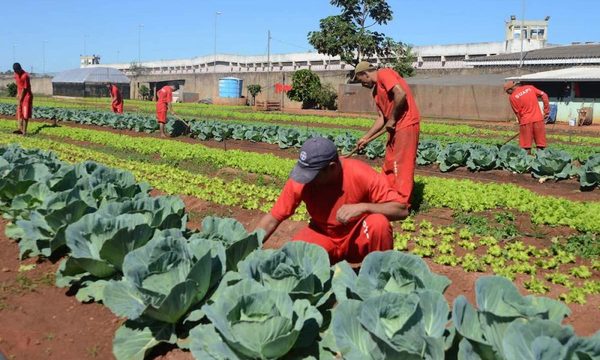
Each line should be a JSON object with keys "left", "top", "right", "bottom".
{"left": 308, "top": 0, "right": 399, "bottom": 67}
{"left": 287, "top": 69, "right": 322, "bottom": 109}
{"left": 6, "top": 82, "right": 17, "bottom": 97}
{"left": 247, "top": 84, "right": 262, "bottom": 105}
{"left": 385, "top": 43, "right": 416, "bottom": 78}
{"left": 139, "top": 85, "right": 150, "bottom": 100}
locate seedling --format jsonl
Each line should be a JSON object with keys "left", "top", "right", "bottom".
{"left": 434, "top": 254, "right": 460, "bottom": 266}
{"left": 560, "top": 288, "right": 587, "bottom": 305}
{"left": 545, "top": 272, "right": 573, "bottom": 287}
{"left": 438, "top": 243, "right": 454, "bottom": 255}
{"left": 461, "top": 254, "right": 486, "bottom": 272}
{"left": 524, "top": 276, "right": 549, "bottom": 294}
{"left": 570, "top": 265, "right": 592, "bottom": 279}
{"left": 400, "top": 218, "right": 416, "bottom": 232}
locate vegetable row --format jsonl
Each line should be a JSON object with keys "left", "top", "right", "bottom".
{"left": 1, "top": 122, "right": 599, "bottom": 233}
{"left": 2, "top": 145, "right": 599, "bottom": 359}
{"left": 0, "top": 102, "right": 598, "bottom": 160}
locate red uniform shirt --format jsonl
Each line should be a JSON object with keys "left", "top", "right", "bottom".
{"left": 374, "top": 68, "right": 420, "bottom": 130}
{"left": 509, "top": 85, "right": 550, "bottom": 125}
{"left": 156, "top": 86, "right": 173, "bottom": 112}
{"left": 14, "top": 71, "right": 32, "bottom": 97}
{"left": 110, "top": 85, "right": 122, "bottom": 102}
{"left": 271, "top": 159, "right": 403, "bottom": 237}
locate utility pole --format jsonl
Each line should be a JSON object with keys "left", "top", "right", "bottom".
{"left": 519, "top": 0, "right": 525, "bottom": 68}
{"left": 42, "top": 40, "right": 48, "bottom": 74}
{"left": 138, "top": 24, "right": 144, "bottom": 65}
{"left": 214, "top": 12, "right": 222, "bottom": 73}
{"left": 267, "top": 30, "right": 272, "bottom": 101}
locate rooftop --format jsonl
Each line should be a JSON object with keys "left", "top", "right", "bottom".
{"left": 506, "top": 66, "right": 600, "bottom": 82}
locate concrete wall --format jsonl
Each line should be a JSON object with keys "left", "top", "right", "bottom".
{"left": 0, "top": 75, "right": 53, "bottom": 96}
{"left": 131, "top": 70, "right": 348, "bottom": 109}
{"left": 337, "top": 83, "right": 515, "bottom": 121}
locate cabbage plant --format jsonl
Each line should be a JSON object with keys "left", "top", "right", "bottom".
{"left": 499, "top": 319, "right": 600, "bottom": 360}
{"left": 364, "top": 140, "right": 385, "bottom": 159}
{"left": 438, "top": 143, "right": 470, "bottom": 172}
{"left": 498, "top": 144, "right": 533, "bottom": 173}
{"left": 189, "top": 279, "right": 322, "bottom": 359}
{"left": 235, "top": 241, "right": 333, "bottom": 307}
{"left": 55, "top": 195, "right": 187, "bottom": 302}
{"left": 466, "top": 144, "right": 498, "bottom": 171}
{"left": 325, "top": 291, "right": 451, "bottom": 359}
{"left": 578, "top": 154, "right": 600, "bottom": 189}
{"left": 103, "top": 230, "right": 226, "bottom": 360}
{"left": 453, "top": 276, "right": 571, "bottom": 360}
{"left": 332, "top": 251, "right": 451, "bottom": 302}
{"left": 190, "top": 216, "right": 263, "bottom": 271}
{"left": 417, "top": 140, "right": 441, "bottom": 165}
{"left": 531, "top": 148, "right": 574, "bottom": 180}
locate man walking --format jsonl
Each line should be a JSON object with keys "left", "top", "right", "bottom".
{"left": 156, "top": 84, "right": 177, "bottom": 137}
{"left": 504, "top": 81, "right": 550, "bottom": 153}
{"left": 353, "top": 61, "right": 421, "bottom": 206}
{"left": 13, "top": 63, "right": 33, "bottom": 136}
{"left": 107, "top": 83, "right": 124, "bottom": 114}
{"left": 254, "top": 137, "right": 408, "bottom": 264}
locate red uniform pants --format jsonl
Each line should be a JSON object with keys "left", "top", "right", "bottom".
{"left": 292, "top": 214, "right": 393, "bottom": 264}
{"left": 156, "top": 103, "right": 168, "bottom": 124}
{"left": 383, "top": 123, "right": 420, "bottom": 205}
{"left": 17, "top": 94, "right": 33, "bottom": 120}
{"left": 112, "top": 101, "right": 123, "bottom": 114}
{"left": 519, "top": 121, "right": 547, "bottom": 149}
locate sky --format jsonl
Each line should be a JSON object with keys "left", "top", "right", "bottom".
{"left": 2, "top": 0, "right": 600, "bottom": 73}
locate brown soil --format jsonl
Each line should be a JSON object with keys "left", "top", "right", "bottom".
{"left": 1, "top": 191, "right": 598, "bottom": 360}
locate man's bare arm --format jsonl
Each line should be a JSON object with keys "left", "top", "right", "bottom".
{"left": 253, "top": 214, "right": 281, "bottom": 242}
{"left": 336, "top": 202, "right": 408, "bottom": 224}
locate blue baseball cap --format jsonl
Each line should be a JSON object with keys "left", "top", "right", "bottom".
{"left": 290, "top": 137, "right": 339, "bottom": 184}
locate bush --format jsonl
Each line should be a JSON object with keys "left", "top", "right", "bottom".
{"left": 247, "top": 84, "right": 262, "bottom": 105}
{"left": 6, "top": 82, "right": 17, "bottom": 97}
{"left": 138, "top": 85, "right": 150, "bottom": 101}
{"left": 314, "top": 84, "right": 337, "bottom": 110}
{"left": 287, "top": 69, "right": 321, "bottom": 109}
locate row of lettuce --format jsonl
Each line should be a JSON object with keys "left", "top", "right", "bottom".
{"left": 0, "top": 102, "right": 598, "bottom": 162}
{"left": 3, "top": 97, "right": 600, "bottom": 147}
{"left": 2, "top": 123, "right": 599, "bottom": 234}
{"left": 1, "top": 105, "right": 599, "bottom": 189}
{"left": 2, "top": 144, "right": 599, "bottom": 360}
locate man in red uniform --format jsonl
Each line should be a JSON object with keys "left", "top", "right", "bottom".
{"left": 353, "top": 61, "right": 421, "bottom": 206}
{"left": 156, "top": 84, "right": 177, "bottom": 137}
{"left": 254, "top": 137, "right": 408, "bottom": 264}
{"left": 504, "top": 81, "right": 550, "bottom": 153}
{"left": 13, "top": 63, "right": 33, "bottom": 136}
{"left": 107, "top": 83, "right": 124, "bottom": 114}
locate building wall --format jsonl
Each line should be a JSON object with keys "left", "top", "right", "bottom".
{"left": 131, "top": 70, "right": 348, "bottom": 109}
{"left": 0, "top": 75, "right": 53, "bottom": 96}
{"left": 338, "top": 83, "right": 515, "bottom": 121}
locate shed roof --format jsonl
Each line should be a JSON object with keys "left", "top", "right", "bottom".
{"left": 52, "top": 67, "right": 129, "bottom": 84}
{"left": 466, "top": 44, "right": 600, "bottom": 66}
{"left": 506, "top": 66, "right": 600, "bottom": 82}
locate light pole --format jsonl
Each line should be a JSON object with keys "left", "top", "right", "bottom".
{"left": 214, "top": 11, "right": 222, "bottom": 73}
{"left": 138, "top": 24, "right": 144, "bottom": 65}
{"left": 519, "top": 0, "right": 525, "bottom": 68}
{"left": 42, "top": 40, "right": 48, "bottom": 74}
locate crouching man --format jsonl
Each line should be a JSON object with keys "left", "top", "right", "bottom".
{"left": 254, "top": 137, "right": 408, "bottom": 264}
